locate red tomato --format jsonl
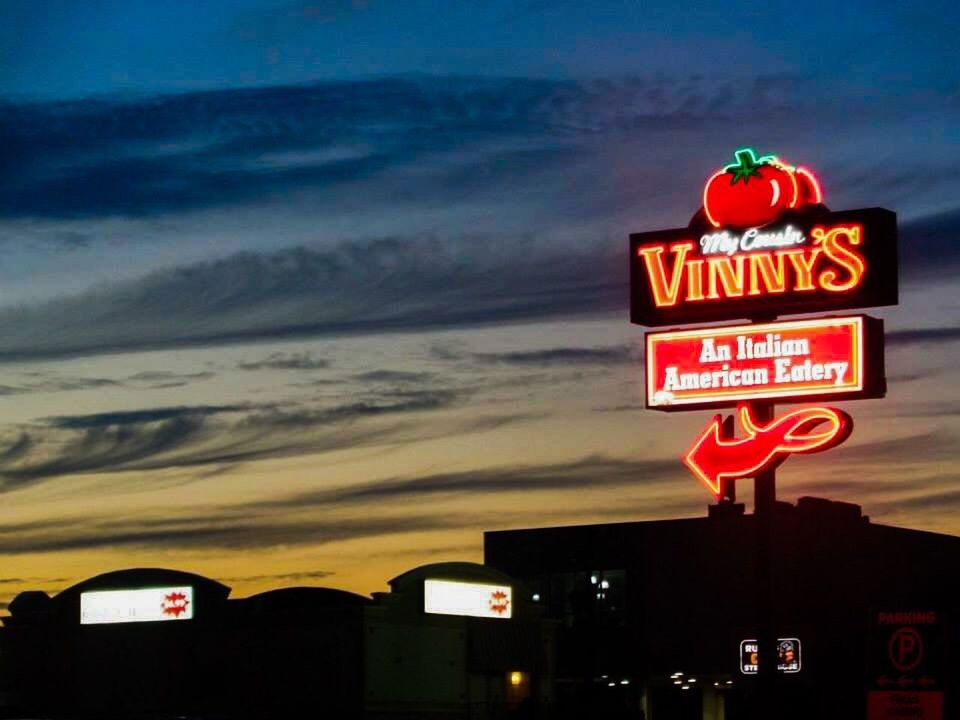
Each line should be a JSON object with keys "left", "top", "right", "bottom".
{"left": 795, "top": 166, "right": 823, "bottom": 205}
{"left": 703, "top": 149, "right": 799, "bottom": 228}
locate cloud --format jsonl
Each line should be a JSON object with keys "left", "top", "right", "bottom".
{"left": 886, "top": 326, "right": 960, "bottom": 347}
{"left": 471, "top": 345, "right": 633, "bottom": 366}
{"left": 0, "top": 376, "right": 120, "bottom": 397}
{"left": 0, "top": 389, "right": 529, "bottom": 489}
{"left": 237, "top": 351, "right": 330, "bottom": 370}
{"left": 900, "top": 207, "right": 960, "bottom": 279}
{"left": 45, "top": 403, "right": 256, "bottom": 429}
{"left": 821, "top": 428, "right": 958, "bottom": 464}
{"left": 1, "top": 73, "right": 919, "bottom": 223}
{"left": 126, "top": 370, "right": 217, "bottom": 388}
{"left": 0, "top": 210, "right": 955, "bottom": 364}
{"left": 221, "top": 569, "right": 335, "bottom": 584}
{"left": 0, "top": 453, "right": 691, "bottom": 557}
{"left": 0, "top": 512, "right": 467, "bottom": 554}
{"left": 0, "top": 235, "right": 625, "bottom": 361}
{"left": 354, "top": 370, "right": 434, "bottom": 383}
{"left": 263, "top": 454, "right": 685, "bottom": 509}
{"left": 0, "top": 370, "right": 215, "bottom": 396}
{"left": 0, "top": 74, "right": 956, "bottom": 363}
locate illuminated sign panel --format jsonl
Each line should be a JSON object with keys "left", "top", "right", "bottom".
{"left": 740, "top": 638, "right": 801, "bottom": 674}
{"left": 80, "top": 586, "right": 194, "bottom": 625}
{"left": 630, "top": 207, "right": 897, "bottom": 326}
{"left": 646, "top": 316, "right": 884, "bottom": 410}
{"left": 423, "top": 579, "right": 512, "bottom": 619}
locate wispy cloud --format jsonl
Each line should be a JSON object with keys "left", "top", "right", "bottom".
{"left": 220, "top": 569, "right": 335, "bottom": 584}
{"left": 237, "top": 351, "right": 329, "bottom": 371}
{"left": 0, "top": 75, "right": 820, "bottom": 221}
{"left": 0, "top": 388, "right": 540, "bottom": 489}
{"left": 887, "top": 326, "right": 960, "bottom": 346}
{"left": 471, "top": 345, "right": 633, "bottom": 366}
{"left": 0, "top": 74, "right": 957, "bottom": 362}
{"left": 0, "top": 428, "right": 954, "bottom": 558}
{"left": 45, "top": 403, "right": 256, "bottom": 429}
{"left": 262, "top": 454, "right": 685, "bottom": 509}
{"left": 0, "top": 235, "right": 624, "bottom": 361}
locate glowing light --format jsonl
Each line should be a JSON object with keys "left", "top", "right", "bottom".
{"left": 796, "top": 166, "right": 823, "bottom": 203}
{"left": 684, "top": 404, "right": 853, "bottom": 497}
{"left": 703, "top": 148, "right": 802, "bottom": 228}
{"left": 645, "top": 316, "right": 875, "bottom": 409}
{"left": 423, "top": 579, "right": 513, "bottom": 619}
{"left": 703, "top": 170, "right": 726, "bottom": 228}
{"left": 80, "top": 586, "right": 194, "bottom": 625}
{"left": 636, "top": 222, "right": 866, "bottom": 308}
{"left": 510, "top": 672, "right": 523, "bottom": 687}
{"left": 741, "top": 638, "right": 802, "bottom": 674}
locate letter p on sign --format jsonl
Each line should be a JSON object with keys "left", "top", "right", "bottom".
{"left": 889, "top": 627, "right": 923, "bottom": 672}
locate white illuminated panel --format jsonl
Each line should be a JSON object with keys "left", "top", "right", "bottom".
{"left": 424, "top": 579, "right": 512, "bottom": 619}
{"left": 80, "top": 586, "right": 194, "bottom": 625}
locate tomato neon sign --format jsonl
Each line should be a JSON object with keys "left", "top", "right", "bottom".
{"left": 684, "top": 403, "right": 853, "bottom": 497}
{"left": 629, "top": 147, "right": 894, "bottom": 499}
{"left": 637, "top": 224, "right": 866, "bottom": 308}
{"left": 630, "top": 151, "right": 897, "bottom": 327}
{"left": 646, "top": 316, "right": 884, "bottom": 410}
{"left": 703, "top": 148, "right": 821, "bottom": 229}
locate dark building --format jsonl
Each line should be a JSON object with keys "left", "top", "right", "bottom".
{"left": 0, "top": 568, "right": 372, "bottom": 717}
{"left": 3, "top": 499, "right": 957, "bottom": 718}
{"left": 2, "top": 568, "right": 234, "bottom": 717}
{"left": 484, "top": 497, "right": 960, "bottom": 720}
{"left": 0, "top": 562, "right": 552, "bottom": 719}
{"left": 366, "top": 562, "right": 554, "bottom": 718}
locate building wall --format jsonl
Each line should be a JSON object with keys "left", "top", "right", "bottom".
{"left": 484, "top": 498, "right": 960, "bottom": 720}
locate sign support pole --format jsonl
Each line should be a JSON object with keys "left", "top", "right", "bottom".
{"left": 749, "top": 307, "right": 778, "bottom": 720}
{"left": 752, "top": 399, "right": 777, "bottom": 719}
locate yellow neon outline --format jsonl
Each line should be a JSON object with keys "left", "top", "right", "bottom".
{"left": 796, "top": 167, "right": 823, "bottom": 204}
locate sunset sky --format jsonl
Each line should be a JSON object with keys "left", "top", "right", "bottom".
{"left": 0, "top": 0, "right": 958, "bottom": 607}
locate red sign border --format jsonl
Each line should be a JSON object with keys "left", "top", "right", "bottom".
{"left": 644, "top": 314, "right": 886, "bottom": 412}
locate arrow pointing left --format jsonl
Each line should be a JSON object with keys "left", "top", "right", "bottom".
{"left": 683, "top": 403, "right": 854, "bottom": 497}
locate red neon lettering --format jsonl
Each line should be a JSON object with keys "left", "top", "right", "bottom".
{"left": 637, "top": 243, "right": 693, "bottom": 307}
{"left": 639, "top": 224, "right": 866, "bottom": 307}
{"left": 706, "top": 255, "right": 746, "bottom": 299}
{"left": 783, "top": 248, "right": 819, "bottom": 291}
{"left": 748, "top": 253, "right": 787, "bottom": 296}
{"left": 816, "top": 225, "right": 864, "bottom": 292}
{"left": 685, "top": 259, "right": 705, "bottom": 301}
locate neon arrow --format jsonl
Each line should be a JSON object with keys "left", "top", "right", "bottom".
{"left": 684, "top": 404, "right": 853, "bottom": 497}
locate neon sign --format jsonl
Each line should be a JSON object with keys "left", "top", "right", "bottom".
{"left": 639, "top": 222, "right": 866, "bottom": 305}
{"left": 683, "top": 403, "right": 853, "bottom": 497}
{"left": 703, "top": 149, "right": 820, "bottom": 229}
{"left": 630, "top": 152, "right": 897, "bottom": 327}
{"left": 646, "top": 316, "right": 884, "bottom": 410}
